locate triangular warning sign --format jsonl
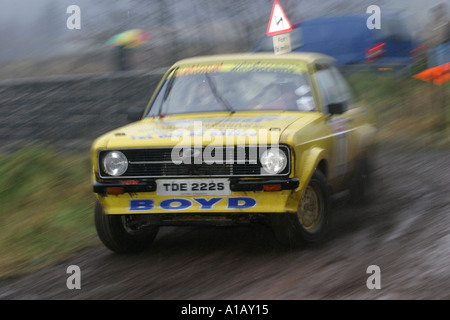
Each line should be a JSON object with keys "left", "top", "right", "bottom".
{"left": 266, "top": 0, "right": 293, "bottom": 36}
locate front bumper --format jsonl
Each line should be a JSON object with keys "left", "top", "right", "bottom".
{"left": 93, "top": 178, "right": 300, "bottom": 215}
{"left": 93, "top": 178, "right": 299, "bottom": 194}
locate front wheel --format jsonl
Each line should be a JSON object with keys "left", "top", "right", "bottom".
{"left": 94, "top": 201, "right": 159, "bottom": 254}
{"left": 271, "top": 170, "right": 330, "bottom": 247}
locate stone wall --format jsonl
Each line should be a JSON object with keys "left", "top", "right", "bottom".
{"left": 0, "top": 70, "right": 165, "bottom": 153}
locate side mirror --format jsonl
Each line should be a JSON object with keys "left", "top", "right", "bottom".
{"left": 127, "top": 106, "right": 145, "bottom": 122}
{"left": 328, "top": 102, "right": 345, "bottom": 115}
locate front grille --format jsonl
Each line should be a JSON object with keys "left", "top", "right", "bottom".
{"left": 98, "top": 145, "right": 291, "bottom": 178}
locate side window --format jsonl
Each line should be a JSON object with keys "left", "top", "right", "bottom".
{"left": 314, "top": 67, "right": 340, "bottom": 113}
{"left": 329, "top": 66, "right": 354, "bottom": 108}
{"left": 314, "top": 65, "right": 353, "bottom": 113}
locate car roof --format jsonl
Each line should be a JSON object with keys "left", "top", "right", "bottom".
{"left": 172, "top": 52, "right": 336, "bottom": 67}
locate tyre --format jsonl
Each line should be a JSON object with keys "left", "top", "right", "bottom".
{"left": 271, "top": 170, "right": 330, "bottom": 247}
{"left": 94, "top": 201, "right": 159, "bottom": 254}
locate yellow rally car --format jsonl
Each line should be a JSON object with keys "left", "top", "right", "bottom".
{"left": 91, "top": 53, "right": 376, "bottom": 253}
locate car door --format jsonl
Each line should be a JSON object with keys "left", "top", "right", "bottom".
{"left": 313, "top": 64, "right": 356, "bottom": 184}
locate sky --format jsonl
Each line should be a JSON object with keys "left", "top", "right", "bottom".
{"left": 0, "top": 0, "right": 447, "bottom": 21}
{"left": 0, "top": 0, "right": 448, "bottom": 61}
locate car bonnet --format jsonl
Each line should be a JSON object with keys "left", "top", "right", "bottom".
{"left": 102, "top": 111, "right": 312, "bottom": 149}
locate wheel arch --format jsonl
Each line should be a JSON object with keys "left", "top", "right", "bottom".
{"left": 296, "top": 147, "right": 328, "bottom": 195}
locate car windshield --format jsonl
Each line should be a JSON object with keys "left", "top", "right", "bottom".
{"left": 146, "top": 60, "right": 315, "bottom": 116}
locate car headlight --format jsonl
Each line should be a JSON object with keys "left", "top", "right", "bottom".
{"left": 260, "top": 148, "right": 287, "bottom": 174}
{"left": 102, "top": 151, "right": 128, "bottom": 176}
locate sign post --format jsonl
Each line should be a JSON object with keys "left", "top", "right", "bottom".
{"left": 266, "top": 0, "right": 293, "bottom": 55}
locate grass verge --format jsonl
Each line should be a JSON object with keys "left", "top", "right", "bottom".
{"left": 0, "top": 147, "right": 98, "bottom": 280}
{"left": 347, "top": 71, "right": 449, "bottom": 150}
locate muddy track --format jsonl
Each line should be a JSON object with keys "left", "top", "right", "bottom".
{"left": 0, "top": 147, "right": 449, "bottom": 300}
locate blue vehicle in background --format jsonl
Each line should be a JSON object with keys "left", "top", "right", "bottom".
{"left": 252, "top": 13, "right": 423, "bottom": 74}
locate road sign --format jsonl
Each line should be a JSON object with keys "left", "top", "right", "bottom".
{"left": 266, "top": 0, "right": 293, "bottom": 37}
{"left": 272, "top": 33, "right": 291, "bottom": 55}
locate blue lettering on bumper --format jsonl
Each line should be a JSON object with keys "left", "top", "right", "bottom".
{"left": 129, "top": 197, "right": 256, "bottom": 211}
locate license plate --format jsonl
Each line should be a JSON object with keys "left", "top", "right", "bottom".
{"left": 156, "top": 179, "right": 231, "bottom": 196}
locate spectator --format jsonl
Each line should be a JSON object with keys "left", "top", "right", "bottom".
{"left": 115, "top": 45, "right": 130, "bottom": 71}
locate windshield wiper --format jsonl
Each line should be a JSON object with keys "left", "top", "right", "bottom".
{"left": 204, "top": 74, "right": 235, "bottom": 114}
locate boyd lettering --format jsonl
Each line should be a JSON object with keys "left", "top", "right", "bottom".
{"left": 129, "top": 197, "right": 256, "bottom": 211}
